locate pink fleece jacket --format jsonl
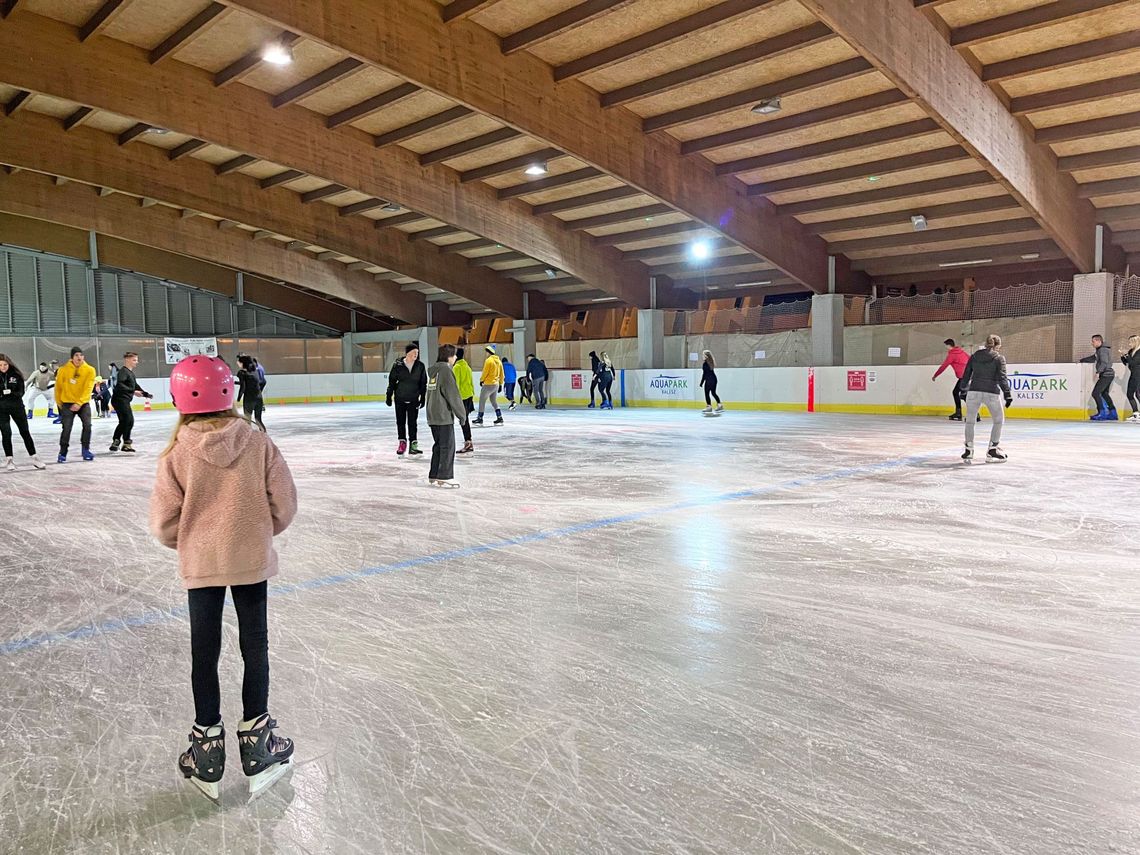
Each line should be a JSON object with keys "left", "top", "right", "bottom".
{"left": 149, "top": 418, "right": 297, "bottom": 590}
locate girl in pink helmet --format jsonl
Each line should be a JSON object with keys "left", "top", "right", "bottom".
{"left": 149, "top": 356, "right": 298, "bottom": 802}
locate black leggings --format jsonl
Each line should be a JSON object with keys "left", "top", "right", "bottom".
{"left": 0, "top": 406, "right": 35, "bottom": 457}
{"left": 395, "top": 400, "right": 418, "bottom": 442}
{"left": 704, "top": 380, "right": 721, "bottom": 406}
{"left": 188, "top": 581, "right": 269, "bottom": 727}
{"left": 112, "top": 397, "right": 134, "bottom": 443}
{"left": 589, "top": 377, "right": 599, "bottom": 404}
{"left": 951, "top": 378, "right": 965, "bottom": 415}
{"left": 599, "top": 375, "right": 613, "bottom": 405}
{"left": 460, "top": 398, "right": 474, "bottom": 442}
{"left": 1092, "top": 374, "right": 1116, "bottom": 413}
{"left": 1128, "top": 373, "right": 1140, "bottom": 413}
{"left": 243, "top": 398, "right": 265, "bottom": 430}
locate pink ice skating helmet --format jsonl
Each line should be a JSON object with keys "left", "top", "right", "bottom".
{"left": 169, "top": 356, "right": 235, "bottom": 415}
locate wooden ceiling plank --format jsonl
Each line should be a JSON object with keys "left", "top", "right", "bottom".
{"left": 272, "top": 58, "right": 365, "bottom": 109}
{"left": 553, "top": 0, "right": 778, "bottom": 82}
{"left": 855, "top": 239, "right": 1058, "bottom": 272}
{"left": 338, "top": 198, "right": 389, "bottom": 216}
{"left": 220, "top": 0, "right": 832, "bottom": 291}
{"left": 643, "top": 57, "right": 872, "bottom": 133}
{"left": 681, "top": 90, "right": 908, "bottom": 156}
{"left": 441, "top": 0, "right": 498, "bottom": 23}
{"left": 807, "top": 195, "right": 1020, "bottom": 234}
{"left": 799, "top": 0, "right": 1096, "bottom": 271}
{"left": 951, "top": 0, "right": 1133, "bottom": 48}
{"left": 502, "top": 0, "right": 636, "bottom": 55}
{"left": 497, "top": 167, "right": 604, "bottom": 200}
{"left": 215, "top": 153, "right": 259, "bottom": 175}
{"left": 169, "top": 138, "right": 209, "bottom": 160}
{"left": 439, "top": 237, "right": 497, "bottom": 253}
{"left": 300, "top": 183, "right": 349, "bottom": 203}
{"left": 983, "top": 30, "right": 1140, "bottom": 83}
{"left": 602, "top": 23, "right": 834, "bottom": 109}
{"left": 0, "top": 0, "right": 20, "bottom": 18}
{"left": 326, "top": 81, "right": 420, "bottom": 128}
{"left": 1011, "top": 72, "right": 1140, "bottom": 116}
{"left": 715, "top": 118, "right": 938, "bottom": 177}
{"left": 419, "top": 127, "right": 521, "bottom": 166}
{"left": 1058, "top": 145, "right": 1140, "bottom": 173}
{"left": 259, "top": 169, "right": 306, "bottom": 188}
{"left": 747, "top": 146, "right": 967, "bottom": 196}
{"left": 117, "top": 122, "right": 152, "bottom": 145}
{"left": 373, "top": 105, "right": 473, "bottom": 147}
{"left": 4, "top": 90, "right": 31, "bottom": 117}
{"left": 150, "top": 3, "right": 231, "bottom": 64}
{"left": 408, "top": 225, "right": 463, "bottom": 241}
{"left": 469, "top": 251, "right": 528, "bottom": 266}
{"left": 530, "top": 186, "right": 641, "bottom": 215}
{"left": 622, "top": 236, "right": 736, "bottom": 262}
{"left": 376, "top": 212, "right": 430, "bottom": 228}
{"left": 215, "top": 33, "right": 301, "bottom": 87}
{"left": 459, "top": 147, "right": 564, "bottom": 183}
{"left": 565, "top": 203, "right": 673, "bottom": 230}
{"left": 1077, "top": 176, "right": 1140, "bottom": 199}
{"left": 63, "top": 106, "right": 95, "bottom": 132}
{"left": 779, "top": 171, "right": 994, "bottom": 216}
{"left": 592, "top": 220, "right": 704, "bottom": 247}
{"left": 79, "top": 0, "right": 135, "bottom": 42}
{"left": 1034, "top": 110, "right": 1140, "bottom": 145}
{"left": 828, "top": 217, "right": 1040, "bottom": 254}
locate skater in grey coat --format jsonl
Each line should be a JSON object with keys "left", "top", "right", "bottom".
{"left": 960, "top": 334, "right": 1012, "bottom": 463}
{"left": 426, "top": 344, "right": 467, "bottom": 487}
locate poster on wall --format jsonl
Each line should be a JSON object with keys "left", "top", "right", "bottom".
{"left": 164, "top": 337, "right": 218, "bottom": 364}
{"left": 571, "top": 373, "right": 583, "bottom": 390}
{"left": 645, "top": 372, "right": 694, "bottom": 401}
{"left": 847, "top": 370, "right": 868, "bottom": 391}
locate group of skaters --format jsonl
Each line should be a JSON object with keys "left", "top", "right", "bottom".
{"left": 0, "top": 346, "right": 153, "bottom": 471}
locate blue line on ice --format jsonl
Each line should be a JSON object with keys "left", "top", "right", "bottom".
{"left": 0, "top": 425, "right": 1071, "bottom": 656}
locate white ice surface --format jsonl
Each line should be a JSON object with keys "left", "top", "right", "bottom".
{"left": 1, "top": 403, "right": 1138, "bottom": 854}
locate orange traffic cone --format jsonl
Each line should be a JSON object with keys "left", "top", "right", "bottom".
{"left": 144, "top": 398, "right": 151, "bottom": 412}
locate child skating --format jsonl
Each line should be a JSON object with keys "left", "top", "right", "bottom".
{"left": 150, "top": 355, "right": 298, "bottom": 802}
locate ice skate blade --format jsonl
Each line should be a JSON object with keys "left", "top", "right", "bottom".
{"left": 185, "top": 775, "right": 221, "bottom": 803}
{"left": 247, "top": 761, "right": 291, "bottom": 801}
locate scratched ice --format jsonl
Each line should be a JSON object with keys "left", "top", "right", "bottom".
{"left": 1, "top": 403, "right": 1138, "bottom": 854}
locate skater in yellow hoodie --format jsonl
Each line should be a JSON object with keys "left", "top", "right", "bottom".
{"left": 55, "top": 346, "right": 97, "bottom": 462}
{"left": 473, "top": 344, "right": 505, "bottom": 426}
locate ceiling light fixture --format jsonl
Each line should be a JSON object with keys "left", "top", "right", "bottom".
{"left": 591, "top": 297, "right": 618, "bottom": 302}
{"left": 1021, "top": 253, "right": 1040, "bottom": 260}
{"left": 262, "top": 41, "right": 295, "bottom": 66}
{"left": 867, "top": 175, "right": 881, "bottom": 182}
{"left": 735, "top": 280, "right": 772, "bottom": 287}
{"left": 689, "top": 240, "right": 712, "bottom": 262}
{"left": 544, "top": 267, "right": 559, "bottom": 279}
{"left": 938, "top": 258, "right": 992, "bottom": 268}
{"left": 146, "top": 127, "right": 170, "bottom": 135}
{"left": 525, "top": 162, "right": 549, "bottom": 176}
{"left": 910, "top": 214, "right": 928, "bottom": 232}
{"left": 751, "top": 97, "right": 781, "bottom": 115}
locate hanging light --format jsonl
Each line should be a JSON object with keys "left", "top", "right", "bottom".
{"left": 262, "top": 41, "right": 295, "bottom": 66}
{"left": 525, "top": 162, "right": 549, "bottom": 176}
{"left": 689, "top": 240, "right": 712, "bottom": 262}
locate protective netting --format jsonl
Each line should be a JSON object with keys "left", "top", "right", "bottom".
{"left": 684, "top": 297, "right": 812, "bottom": 336}
{"left": 849, "top": 280, "right": 1074, "bottom": 326}
{"left": 1114, "top": 275, "right": 1140, "bottom": 310}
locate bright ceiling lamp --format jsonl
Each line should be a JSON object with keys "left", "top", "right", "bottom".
{"left": 938, "top": 258, "right": 992, "bottom": 268}
{"left": 262, "top": 41, "right": 295, "bottom": 66}
{"left": 525, "top": 162, "right": 549, "bottom": 176}
{"left": 688, "top": 240, "right": 712, "bottom": 262}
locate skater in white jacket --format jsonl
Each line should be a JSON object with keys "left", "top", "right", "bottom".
{"left": 24, "top": 361, "right": 56, "bottom": 420}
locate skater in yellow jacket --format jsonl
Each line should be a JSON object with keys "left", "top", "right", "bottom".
{"left": 54, "top": 346, "right": 97, "bottom": 463}
{"left": 473, "top": 344, "right": 505, "bottom": 426}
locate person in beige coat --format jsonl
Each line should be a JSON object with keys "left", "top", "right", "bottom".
{"left": 149, "top": 355, "right": 298, "bottom": 802}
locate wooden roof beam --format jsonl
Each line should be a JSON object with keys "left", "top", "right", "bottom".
{"left": 828, "top": 217, "right": 1040, "bottom": 254}
{"left": 950, "top": 0, "right": 1133, "bottom": 48}
{"left": 117, "top": 122, "right": 152, "bottom": 145}
{"left": 375, "top": 212, "right": 429, "bottom": 229}
{"left": 806, "top": 195, "right": 1020, "bottom": 234}
{"left": 799, "top": 0, "right": 1096, "bottom": 271}
{"left": 592, "top": 220, "right": 705, "bottom": 247}
{"left": 602, "top": 23, "right": 833, "bottom": 108}
{"left": 497, "top": 167, "right": 603, "bottom": 200}
{"left": 215, "top": 154, "right": 258, "bottom": 175}
{"left": 169, "top": 138, "right": 209, "bottom": 160}
{"left": 63, "top": 106, "right": 95, "bottom": 132}
{"left": 502, "top": 1, "right": 635, "bottom": 54}
{"left": 564, "top": 203, "right": 673, "bottom": 230}
{"left": 441, "top": 0, "right": 498, "bottom": 22}
{"left": 419, "top": 127, "right": 520, "bottom": 166}
{"left": 79, "top": 0, "right": 135, "bottom": 42}
{"left": 338, "top": 198, "right": 391, "bottom": 216}
{"left": 778, "top": 172, "right": 995, "bottom": 216}
{"left": 272, "top": 58, "right": 364, "bottom": 108}
{"left": 372, "top": 106, "right": 472, "bottom": 147}
{"left": 643, "top": 58, "right": 872, "bottom": 133}
{"left": 300, "top": 183, "right": 349, "bottom": 203}
{"left": 0, "top": 110, "right": 547, "bottom": 318}
{"left": 553, "top": 0, "right": 776, "bottom": 82}
{"left": 747, "top": 146, "right": 968, "bottom": 197}
{"left": 0, "top": 1, "right": 20, "bottom": 18}
{"left": 530, "top": 186, "right": 641, "bottom": 216}
{"left": 1035, "top": 110, "right": 1140, "bottom": 145}
{"left": 1011, "top": 73, "right": 1140, "bottom": 116}
{"left": 150, "top": 3, "right": 230, "bottom": 64}
{"left": 215, "top": 33, "right": 301, "bottom": 87}
{"left": 857, "top": 240, "right": 1061, "bottom": 273}
{"left": 983, "top": 30, "right": 1140, "bottom": 83}
{"left": 4, "top": 90, "right": 31, "bottom": 117}
{"left": 259, "top": 169, "right": 306, "bottom": 189}
{"left": 459, "top": 148, "right": 564, "bottom": 183}
{"left": 218, "top": 0, "right": 832, "bottom": 291}
{"left": 326, "top": 82, "right": 419, "bottom": 129}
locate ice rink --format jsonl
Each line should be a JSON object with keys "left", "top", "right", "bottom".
{"left": 1, "top": 402, "right": 1138, "bottom": 854}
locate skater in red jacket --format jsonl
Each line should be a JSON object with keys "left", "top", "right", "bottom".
{"left": 933, "top": 338, "right": 970, "bottom": 420}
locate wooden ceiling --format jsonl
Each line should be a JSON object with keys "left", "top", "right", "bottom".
{"left": 0, "top": 0, "right": 1135, "bottom": 324}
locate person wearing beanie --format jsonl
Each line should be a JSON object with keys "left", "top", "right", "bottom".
{"left": 526, "top": 353, "right": 548, "bottom": 409}
{"left": 587, "top": 350, "right": 601, "bottom": 408}
{"left": 933, "top": 338, "right": 971, "bottom": 420}
{"left": 452, "top": 347, "right": 476, "bottom": 454}
{"left": 473, "top": 344, "right": 505, "bottom": 426}
{"left": 386, "top": 343, "right": 428, "bottom": 455}
{"left": 426, "top": 344, "right": 467, "bottom": 487}
{"left": 24, "top": 361, "right": 57, "bottom": 420}
{"left": 54, "top": 346, "right": 97, "bottom": 463}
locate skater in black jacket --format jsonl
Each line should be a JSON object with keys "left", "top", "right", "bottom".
{"left": 700, "top": 350, "right": 723, "bottom": 413}
{"left": 109, "top": 351, "right": 153, "bottom": 453}
{"left": 0, "top": 354, "right": 45, "bottom": 471}
{"left": 387, "top": 343, "right": 428, "bottom": 456}
{"left": 1080, "top": 334, "right": 1117, "bottom": 420}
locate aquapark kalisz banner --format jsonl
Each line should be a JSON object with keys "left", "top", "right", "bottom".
{"left": 164, "top": 337, "right": 219, "bottom": 364}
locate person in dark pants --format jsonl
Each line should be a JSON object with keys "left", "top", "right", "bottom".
{"left": 597, "top": 352, "right": 615, "bottom": 409}
{"left": 0, "top": 354, "right": 45, "bottom": 471}
{"left": 426, "top": 344, "right": 466, "bottom": 488}
{"left": 109, "top": 351, "right": 153, "bottom": 452}
{"left": 933, "top": 338, "right": 970, "bottom": 420}
{"left": 503, "top": 357, "right": 518, "bottom": 411}
{"left": 55, "top": 346, "right": 96, "bottom": 463}
{"left": 387, "top": 343, "right": 427, "bottom": 456}
{"left": 1121, "top": 335, "right": 1140, "bottom": 421}
{"left": 587, "top": 350, "right": 601, "bottom": 408}
{"left": 700, "top": 350, "right": 723, "bottom": 413}
{"left": 1080, "top": 334, "right": 1117, "bottom": 420}
{"left": 236, "top": 356, "right": 265, "bottom": 431}
{"left": 453, "top": 347, "right": 476, "bottom": 455}
{"left": 527, "top": 353, "right": 548, "bottom": 409}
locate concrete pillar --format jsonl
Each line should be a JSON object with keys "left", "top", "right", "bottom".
{"left": 417, "top": 326, "right": 439, "bottom": 362}
{"left": 1072, "top": 271, "right": 1114, "bottom": 360}
{"left": 341, "top": 333, "right": 355, "bottom": 373}
{"left": 811, "top": 293, "right": 845, "bottom": 367}
{"left": 637, "top": 309, "right": 665, "bottom": 369}
{"left": 512, "top": 319, "right": 537, "bottom": 365}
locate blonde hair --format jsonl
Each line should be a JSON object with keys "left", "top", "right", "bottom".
{"left": 1129, "top": 335, "right": 1140, "bottom": 352}
{"left": 161, "top": 408, "right": 261, "bottom": 457}
{"left": 986, "top": 334, "right": 1002, "bottom": 349}
{"left": 703, "top": 350, "right": 715, "bottom": 369}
